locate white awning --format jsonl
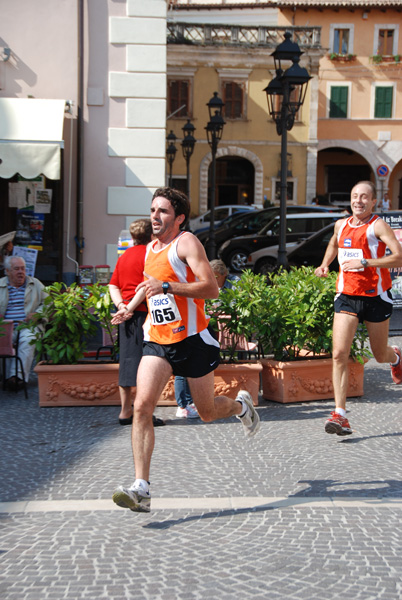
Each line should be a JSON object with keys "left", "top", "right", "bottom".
{"left": 0, "top": 98, "right": 66, "bottom": 180}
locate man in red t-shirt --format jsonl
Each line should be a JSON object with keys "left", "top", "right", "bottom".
{"left": 109, "top": 219, "right": 163, "bottom": 427}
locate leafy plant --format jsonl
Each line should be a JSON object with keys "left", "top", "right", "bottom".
{"left": 207, "top": 267, "right": 370, "bottom": 364}
{"left": 262, "top": 267, "right": 370, "bottom": 362}
{"left": 206, "top": 270, "right": 269, "bottom": 362}
{"left": 21, "top": 282, "right": 117, "bottom": 365}
{"left": 371, "top": 54, "right": 383, "bottom": 64}
{"left": 87, "top": 282, "right": 118, "bottom": 360}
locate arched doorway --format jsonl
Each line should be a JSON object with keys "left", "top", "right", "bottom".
{"left": 208, "top": 156, "right": 254, "bottom": 206}
{"left": 199, "top": 146, "right": 263, "bottom": 214}
{"left": 317, "top": 146, "right": 373, "bottom": 205}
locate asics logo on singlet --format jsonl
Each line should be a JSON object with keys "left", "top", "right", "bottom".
{"left": 152, "top": 297, "right": 169, "bottom": 306}
{"left": 343, "top": 249, "right": 360, "bottom": 259}
{"left": 344, "top": 239, "right": 352, "bottom": 247}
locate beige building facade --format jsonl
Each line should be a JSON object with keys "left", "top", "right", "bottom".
{"left": 277, "top": 0, "right": 402, "bottom": 208}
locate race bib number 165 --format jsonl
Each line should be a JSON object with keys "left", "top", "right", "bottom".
{"left": 149, "top": 293, "right": 181, "bottom": 325}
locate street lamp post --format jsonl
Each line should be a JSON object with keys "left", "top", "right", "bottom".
{"left": 264, "top": 31, "right": 311, "bottom": 268}
{"left": 205, "top": 92, "right": 225, "bottom": 260}
{"left": 166, "top": 130, "right": 177, "bottom": 187}
{"left": 181, "top": 119, "right": 196, "bottom": 202}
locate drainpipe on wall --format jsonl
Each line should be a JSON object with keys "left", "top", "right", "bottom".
{"left": 76, "top": 0, "right": 84, "bottom": 267}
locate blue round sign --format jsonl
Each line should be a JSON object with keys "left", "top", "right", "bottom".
{"left": 377, "top": 164, "right": 389, "bottom": 177}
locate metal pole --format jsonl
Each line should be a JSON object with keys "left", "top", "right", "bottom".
{"left": 278, "top": 83, "right": 289, "bottom": 269}
{"left": 169, "top": 162, "right": 173, "bottom": 188}
{"left": 207, "top": 139, "right": 217, "bottom": 260}
{"left": 186, "top": 156, "right": 190, "bottom": 202}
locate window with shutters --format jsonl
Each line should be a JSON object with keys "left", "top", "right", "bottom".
{"left": 168, "top": 80, "right": 190, "bottom": 118}
{"left": 374, "top": 86, "right": 393, "bottom": 118}
{"left": 223, "top": 81, "right": 244, "bottom": 119}
{"left": 329, "top": 86, "right": 348, "bottom": 118}
{"left": 377, "top": 29, "right": 394, "bottom": 55}
{"left": 373, "top": 24, "right": 398, "bottom": 56}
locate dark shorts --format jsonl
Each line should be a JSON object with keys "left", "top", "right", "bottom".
{"left": 334, "top": 291, "right": 393, "bottom": 324}
{"left": 118, "top": 311, "right": 147, "bottom": 387}
{"left": 142, "top": 327, "right": 220, "bottom": 378}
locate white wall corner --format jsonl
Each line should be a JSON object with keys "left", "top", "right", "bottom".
{"left": 127, "top": 0, "right": 167, "bottom": 18}
{"left": 126, "top": 98, "right": 166, "bottom": 128}
{"left": 109, "top": 72, "right": 166, "bottom": 98}
{"left": 125, "top": 158, "right": 165, "bottom": 187}
{"left": 110, "top": 17, "right": 166, "bottom": 45}
{"left": 107, "top": 186, "right": 154, "bottom": 215}
{"left": 127, "top": 45, "right": 166, "bottom": 73}
{"left": 108, "top": 128, "right": 165, "bottom": 158}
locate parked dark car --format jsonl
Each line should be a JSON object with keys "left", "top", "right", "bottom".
{"left": 218, "top": 212, "right": 345, "bottom": 272}
{"left": 248, "top": 223, "right": 339, "bottom": 275}
{"left": 197, "top": 204, "right": 338, "bottom": 250}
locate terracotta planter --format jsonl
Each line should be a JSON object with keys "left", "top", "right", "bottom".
{"left": 35, "top": 361, "right": 121, "bottom": 407}
{"left": 159, "top": 361, "right": 262, "bottom": 407}
{"left": 260, "top": 357, "right": 364, "bottom": 404}
{"left": 35, "top": 360, "right": 262, "bottom": 407}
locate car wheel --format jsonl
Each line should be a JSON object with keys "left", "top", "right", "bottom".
{"left": 227, "top": 249, "right": 248, "bottom": 272}
{"left": 255, "top": 257, "right": 277, "bottom": 276}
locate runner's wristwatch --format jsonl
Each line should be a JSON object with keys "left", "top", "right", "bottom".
{"left": 162, "top": 281, "right": 169, "bottom": 294}
{"left": 361, "top": 258, "right": 368, "bottom": 268}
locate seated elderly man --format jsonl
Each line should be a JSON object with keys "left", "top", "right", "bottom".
{"left": 0, "top": 256, "right": 47, "bottom": 386}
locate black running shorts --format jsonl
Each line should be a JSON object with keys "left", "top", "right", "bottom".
{"left": 334, "top": 291, "right": 393, "bottom": 324}
{"left": 142, "top": 327, "right": 220, "bottom": 378}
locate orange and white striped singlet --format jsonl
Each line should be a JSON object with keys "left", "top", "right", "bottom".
{"left": 143, "top": 232, "right": 209, "bottom": 344}
{"left": 336, "top": 215, "right": 392, "bottom": 297}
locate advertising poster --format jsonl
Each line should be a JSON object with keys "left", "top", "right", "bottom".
{"left": 15, "top": 209, "right": 45, "bottom": 250}
{"left": 381, "top": 212, "right": 402, "bottom": 308}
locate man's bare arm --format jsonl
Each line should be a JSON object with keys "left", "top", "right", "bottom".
{"left": 315, "top": 221, "right": 343, "bottom": 277}
{"left": 138, "top": 233, "right": 219, "bottom": 300}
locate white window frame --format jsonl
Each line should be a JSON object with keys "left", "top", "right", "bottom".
{"left": 329, "top": 23, "right": 354, "bottom": 55}
{"left": 326, "top": 81, "right": 352, "bottom": 119}
{"left": 371, "top": 82, "right": 395, "bottom": 119}
{"left": 217, "top": 68, "right": 251, "bottom": 120}
{"left": 167, "top": 67, "right": 196, "bottom": 119}
{"left": 373, "top": 24, "right": 399, "bottom": 56}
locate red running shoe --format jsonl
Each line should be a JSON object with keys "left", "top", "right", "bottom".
{"left": 390, "top": 346, "right": 402, "bottom": 384}
{"left": 325, "top": 411, "right": 353, "bottom": 436}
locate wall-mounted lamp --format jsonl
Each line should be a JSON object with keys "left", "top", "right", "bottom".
{"left": 2, "top": 48, "right": 11, "bottom": 62}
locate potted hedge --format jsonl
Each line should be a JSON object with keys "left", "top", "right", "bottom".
{"left": 23, "top": 282, "right": 120, "bottom": 407}
{"left": 158, "top": 271, "right": 265, "bottom": 407}
{"left": 257, "top": 267, "right": 370, "bottom": 403}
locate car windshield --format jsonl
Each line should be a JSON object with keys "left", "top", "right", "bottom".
{"left": 258, "top": 217, "right": 278, "bottom": 235}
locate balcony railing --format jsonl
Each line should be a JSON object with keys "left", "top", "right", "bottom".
{"left": 167, "top": 23, "right": 321, "bottom": 49}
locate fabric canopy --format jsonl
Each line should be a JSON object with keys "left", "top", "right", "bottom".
{"left": 0, "top": 98, "right": 65, "bottom": 180}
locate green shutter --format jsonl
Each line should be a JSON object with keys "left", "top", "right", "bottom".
{"left": 329, "top": 86, "right": 348, "bottom": 118}
{"left": 375, "top": 87, "right": 393, "bottom": 118}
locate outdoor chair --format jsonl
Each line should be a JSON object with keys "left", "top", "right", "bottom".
{"left": 0, "top": 320, "right": 28, "bottom": 398}
{"left": 95, "top": 326, "right": 119, "bottom": 361}
{"left": 216, "top": 316, "right": 258, "bottom": 361}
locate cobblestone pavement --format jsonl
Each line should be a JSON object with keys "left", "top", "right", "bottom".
{"left": 1, "top": 337, "right": 402, "bottom": 599}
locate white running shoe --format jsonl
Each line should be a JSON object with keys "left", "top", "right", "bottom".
{"left": 112, "top": 485, "right": 151, "bottom": 513}
{"left": 236, "top": 390, "right": 260, "bottom": 438}
{"left": 175, "top": 404, "right": 199, "bottom": 419}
